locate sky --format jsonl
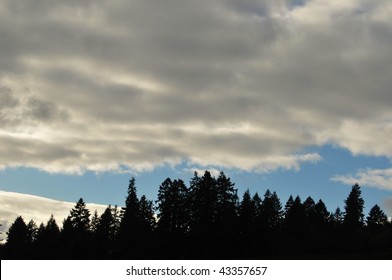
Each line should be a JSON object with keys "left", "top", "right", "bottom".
{"left": 1, "top": 0, "right": 392, "bottom": 236}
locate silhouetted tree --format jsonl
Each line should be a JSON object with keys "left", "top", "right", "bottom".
{"left": 92, "top": 205, "right": 117, "bottom": 258}
{"left": 139, "top": 195, "right": 156, "bottom": 245}
{"left": 156, "top": 178, "right": 189, "bottom": 257}
{"left": 343, "top": 184, "right": 364, "bottom": 230}
{"left": 60, "top": 198, "right": 91, "bottom": 258}
{"left": 215, "top": 172, "right": 238, "bottom": 232}
{"left": 303, "top": 196, "right": 316, "bottom": 223}
{"left": 366, "top": 204, "right": 388, "bottom": 230}
{"left": 4, "top": 216, "right": 30, "bottom": 259}
{"left": 260, "top": 190, "right": 283, "bottom": 233}
{"left": 118, "top": 177, "right": 146, "bottom": 258}
{"left": 188, "top": 171, "right": 218, "bottom": 238}
{"left": 156, "top": 178, "right": 189, "bottom": 235}
{"left": 331, "top": 207, "right": 344, "bottom": 227}
{"left": 314, "top": 199, "right": 330, "bottom": 230}
{"left": 90, "top": 210, "right": 100, "bottom": 233}
{"left": 284, "top": 195, "right": 294, "bottom": 217}
{"left": 252, "top": 192, "right": 263, "bottom": 235}
{"left": 35, "top": 215, "right": 60, "bottom": 258}
{"left": 239, "top": 189, "right": 256, "bottom": 237}
{"left": 283, "top": 196, "right": 309, "bottom": 254}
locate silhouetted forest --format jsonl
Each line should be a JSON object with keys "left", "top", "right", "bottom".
{"left": 1, "top": 171, "right": 391, "bottom": 259}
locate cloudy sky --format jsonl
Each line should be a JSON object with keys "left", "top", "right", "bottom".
{"left": 1, "top": 0, "right": 392, "bottom": 235}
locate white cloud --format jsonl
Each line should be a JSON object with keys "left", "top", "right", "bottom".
{"left": 331, "top": 168, "right": 392, "bottom": 191}
{"left": 1, "top": 0, "right": 392, "bottom": 174}
{"left": 0, "top": 190, "right": 108, "bottom": 242}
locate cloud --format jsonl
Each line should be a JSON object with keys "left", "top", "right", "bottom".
{"left": 1, "top": 0, "right": 392, "bottom": 174}
{"left": 383, "top": 198, "right": 392, "bottom": 218}
{"left": 331, "top": 168, "right": 392, "bottom": 191}
{"left": 0, "top": 190, "right": 108, "bottom": 242}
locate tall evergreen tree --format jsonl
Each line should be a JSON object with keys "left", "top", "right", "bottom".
{"left": 331, "top": 207, "right": 344, "bottom": 226}
{"left": 283, "top": 196, "right": 309, "bottom": 254}
{"left": 314, "top": 199, "right": 330, "bottom": 230}
{"left": 260, "top": 190, "right": 283, "bottom": 233}
{"left": 366, "top": 204, "right": 388, "bottom": 230}
{"left": 4, "top": 216, "right": 30, "bottom": 259}
{"left": 343, "top": 184, "right": 364, "bottom": 230}
{"left": 35, "top": 215, "right": 60, "bottom": 258}
{"left": 215, "top": 171, "right": 239, "bottom": 251}
{"left": 69, "top": 198, "right": 91, "bottom": 232}
{"left": 90, "top": 210, "right": 100, "bottom": 233}
{"left": 139, "top": 195, "right": 156, "bottom": 234}
{"left": 156, "top": 178, "right": 189, "bottom": 258}
{"left": 26, "top": 219, "right": 38, "bottom": 244}
{"left": 252, "top": 192, "right": 263, "bottom": 235}
{"left": 188, "top": 171, "right": 218, "bottom": 237}
{"left": 118, "top": 177, "right": 147, "bottom": 258}
{"left": 60, "top": 198, "right": 91, "bottom": 258}
{"left": 284, "top": 195, "right": 294, "bottom": 217}
{"left": 156, "top": 178, "right": 189, "bottom": 235}
{"left": 92, "top": 205, "right": 116, "bottom": 258}
{"left": 239, "top": 189, "right": 256, "bottom": 237}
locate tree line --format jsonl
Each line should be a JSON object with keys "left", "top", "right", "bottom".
{"left": 1, "top": 171, "right": 391, "bottom": 259}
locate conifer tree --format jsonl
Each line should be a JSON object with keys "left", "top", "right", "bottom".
{"left": 61, "top": 198, "right": 91, "bottom": 258}
{"left": 343, "top": 184, "right": 364, "bottom": 230}
{"left": 314, "top": 199, "right": 330, "bottom": 230}
{"left": 90, "top": 210, "right": 100, "bottom": 233}
{"left": 239, "top": 189, "right": 256, "bottom": 237}
{"left": 215, "top": 172, "right": 239, "bottom": 249}
{"left": 93, "top": 205, "right": 116, "bottom": 258}
{"left": 118, "top": 177, "right": 145, "bottom": 258}
{"left": 260, "top": 190, "right": 283, "bottom": 233}
{"left": 156, "top": 178, "right": 189, "bottom": 235}
{"left": 188, "top": 171, "right": 218, "bottom": 236}
{"left": 5, "top": 216, "right": 30, "bottom": 259}
{"left": 331, "top": 207, "right": 344, "bottom": 226}
{"left": 366, "top": 204, "right": 388, "bottom": 230}
{"left": 35, "top": 215, "right": 60, "bottom": 258}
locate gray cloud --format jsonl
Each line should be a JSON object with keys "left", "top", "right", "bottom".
{"left": 384, "top": 198, "right": 392, "bottom": 218}
{"left": 1, "top": 0, "right": 392, "bottom": 173}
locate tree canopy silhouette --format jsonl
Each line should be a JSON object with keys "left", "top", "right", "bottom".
{"left": 2, "top": 175, "right": 391, "bottom": 260}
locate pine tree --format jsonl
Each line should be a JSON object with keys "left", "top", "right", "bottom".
{"left": 26, "top": 219, "right": 38, "bottom": 244}
{"left": 366, "top": 204, "right": 388, "bottom": 230}
{"left": 343, "top": 184, "right": 364, "bottom": 230}
{"left": 188, "top": 171, "right": 218, "bottom": 237}
{"left": 284, "top": 195, "right": 294, "bottom": 218}
{"left": 93, "top": 205, "right": 116, "bottom": 258}
{"left": 118, "top": 177, "right": 145, "bottom": 258}
{"left": 283, "top": 196, "right": 309, "bottom": 254}
{"left": 139, "top": 195, "right": 156, "bottom": 234}
{"left": 314, "top": 199, "right": 330, "bottom": 230}
{"left": 4, "top": 216, "right": 30, "bottom": 259}
{"left": 331, "top": 207, "right": 344, "bottom": 226}
{"left": 35, "top": 215, "right": 60, "bottom": 258}
{"left": 260, "top": 190, "right": 283, "bottom": 233}
{"left": 90, "top": 210, "right": 100, "bottom": 233}
{"left": 252, "top": 192, "right": 263, "bottom": 235}
{"left": 69, "top": 198, "right": 91, "bottom": 232}
{"left": 61, "top": 198, "right": 91, "bottom": 258}
{"left": 303, "top": 196, "right": 316, "bottom": 223}
{"left": 156, "top": 178, "right": 189, "bottom": 235}
{"left": 239, "top": 189, "right": 256, "bottom": 237}
{"left": 215, "top": 172, "right": 238, "bottom": 231}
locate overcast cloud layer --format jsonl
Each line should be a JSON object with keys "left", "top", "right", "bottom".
{"left": 1, "top": 0, "right": 392, "bottom": 174}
